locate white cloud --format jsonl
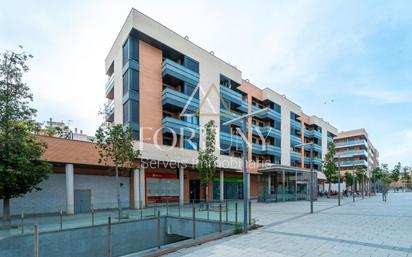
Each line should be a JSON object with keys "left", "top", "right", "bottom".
{"left": 351, "top": 88, "right": 412, "bottom": 104}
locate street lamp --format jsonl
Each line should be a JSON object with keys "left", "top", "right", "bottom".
{"left": 337, "top": 161, "right": 341, "bottom": 206}
{"left": 352, "top": 165, "right": 355, "bottom": 202}
{"left": 362, "top": 170, "right": 365, "bottom": 199}
{"left": 294, "top": 142, "right": 315, "bottom": 214}
{"left": 223, "top": 107, "right": 270, "bottom": 233}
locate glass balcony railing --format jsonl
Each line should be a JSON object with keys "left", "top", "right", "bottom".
{"left": 105, "top": 101, "right": 115, "bottom": 122}
{"left": 336, "top": 150, "right": 368, "bottom": 158}
{"left": 290, "top": 119, "right": 301, "bottom": 130}
{"left": 338, "top": 160, "right": 368, "bottom": 167}
{"left": 304, "top": 129, "right": 322, "bottom": 139}
{"left": 251, "top": 105, "right": 281, "bottom": 121}
{"left": 220, "top": 131, "right": 243, "bottom": 148}
{"left": 304, "top": 156, "right": 322, "bottom": 165}
{"left": 290, "top": 151, "right": 301, "bottom": 161}
{"left": 236, "top": 100, "right": 249, "bottom": 113}
{"left": 252, "top": 143, "right": 281, "bottom": 156}
{"left": 335, "top": 139, "right": 368, "bottom": 148}
{"left": 161, "top": 58, "right": 199, "bottom": 86}
{"left": 162, "top": 117, "right": 199, "bottom": 138}
{"left": 290, "top": 134, "right": 302, "bottom": 145}
{"left": 220, "top": 85, "right": 243, "bottom": 106}
{"left": 105, "top": 75, "right": 114, "bottom": 100}
{"left": 252, "top": 125, "right": 281, "bottom": 139}
{"left": 162, "top": 88, "right": 199, "bottom": 113}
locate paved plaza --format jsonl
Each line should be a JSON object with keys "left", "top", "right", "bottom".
{"left": 167, "top": 193, "right": 412, "bottom": 257}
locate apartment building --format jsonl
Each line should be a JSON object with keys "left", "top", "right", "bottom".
{"left": 103, "top": 8, "right": 339, "bottom": 204}
{"left": 334, "top": 128, "right": 379, "bottom": 177}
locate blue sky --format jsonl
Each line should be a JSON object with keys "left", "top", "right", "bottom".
{"left": 0, "top": 0, "right": 411, "bottom": 168}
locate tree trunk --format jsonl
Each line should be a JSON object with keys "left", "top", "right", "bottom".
{"left": 3, "top": 197, "right": 10, "bottom": 226}
{"left": 205, "top": 185, "right": 209, "bottom": 203}
{"left": 115, "top": 164, "right": 121, "bottom": 213}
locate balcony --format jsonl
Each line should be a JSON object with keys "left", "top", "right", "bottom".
{"left": 304, "top": 143, "right": 322, "bottom": 153}
{"left": 220, "top": 131, "right": 243, "bottom": 148}
{"left": 304, "top": 156, "right": 322, "bottom": 166}
{"left": 252, "top": 125, "right": 281, "bottom": 139}
{"left": 162, "top": 59, "right": 199, "bottom": 86}
{"left": 290, "top": 151, "right": 301, "bottom": 161}
{"left": 162, "top": 88, "right": 199, "bottom": 113}
{"left": 236, "top": 100, "right": 248, "bottom": 113}
{"left": 338, "top": 160, "right": 368, "bottom": 168}
{"left": 220, "top": 85, "right": 243, "bottom": 106}
{"left": 162, "top": 117, "right": 199, "bottom": 138}
{"left": 290, "top": 119, "right": 301, "bottom": 130}
{"left": 335, "top": 139, "right": 368, "bottom": 149}
{"left": 220, "top": 108, "right": 242, "bottom": 125}
{"left": 304, "top": 129, "right": 322, "bottom": 139}
{"left": 251, "top": 105, "right": 281, "bottom": 121}
{"left": 290, "top": 134, "right": 302, "bottom": 145}
{"left": 252, "top": 143, "right": 281, "bottom": 156}
{"left": 336, "top": 150, "right": 368, "bottom": 158}
{"left": 105, "top": 75, "right": 114, "bottom": 100}
{"left": 105, "top": 101, "right": 114, "bottom": 122}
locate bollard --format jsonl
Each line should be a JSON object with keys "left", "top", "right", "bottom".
{"left": 219, "top": 203, "right": 222, "bottom": 232}
{"left": 248, "top": 200, "right": 252, "bottom": 226}
{"left": 108, "top": 217, "right": 112, "bottom": 257}
{"left": 235, "top": 202, "right": 238, "bottom": 224}
{"left": 21, "top": 211, "right": 24, "bottom": 235}
{"left": 166, "top": 200, "right": 169, "bottom": 216}
{"left": 207, "top": 203, "right": 209, "bottom": 220}
{"left": 60, "top": 209, "right": 63, "bottom": 230}
{"left": 34, "top": 224, "right": 39, "bottom": 257}
{"left": 92, "top": 208, "right": 95, "bottom": 226}
{"left": 157, "top": 211, "right": 161, "bottom": 249}
{"left": 139, "top": 200, "right": 142, "bottom": 210}
{"left": 140, "top": 209, "right": 143, "bottom": 219}
{"left": 225, "top": 201, "right": 228, "bottom": 222}
{"left": 192, "top": 207, "right": 196, "bottom": 239}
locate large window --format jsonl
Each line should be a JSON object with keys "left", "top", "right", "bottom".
{"left": 122, "top": 39, "right": 129, "bottom": 67}
{"left": 147, "top": 178, "right": 179, "bottom": 196}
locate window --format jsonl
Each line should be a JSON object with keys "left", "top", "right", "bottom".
{"left": 131, "top": 100, "right": 139, "bottom": 123}
{"left": 130, "top": 69, "right": 139, "bottom": 92}
{"left": 122, "top": 39, "right": 129, "bottom": 67}
{"left": 123, "top": 70, "right": 129, "bottom": 96}
{"left": 274, "top": 120, "right": 281, "bottom": 130}
{"left": 123, "top": 101, "right": 130, "bottom": 123}
{"left": 183, "top": 56, "right": 199, "bottom": 73}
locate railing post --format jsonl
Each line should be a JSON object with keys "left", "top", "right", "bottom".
{"left": 34, "top": 224, "right": 39, "bottom": 257}
{"left": 225, "top": 201, "right": 228, "bottom": 222}
{"left": 108, "top": 217, "right": 112, "bottom": 257}
{"left": 21, "top": 211, "right": 24, "bottom": 235}
{"left": 192, "top": 207, "right": 196, "bottom": 240}
{"left": 140, "top": 209, "right": 143, "bottom": 219}
{"left": 157, "top": 211, "right": 161, "bottom": 249}
{"left": 154, "top": 202, "right": 156, "bottom": 216}
{"left": 219, "top": 203, "right": 222, "bottom": 232}
{"left": 60, "top": 209, "right": 63, "bottom": 230}
{"left": 206, "top": 203, "right": 209, "bottom": 220}
{"left": 166, "top": 200, "right": 169, "bottom": 216}
{"left": 92, "top": 208, "right": 95, "bottom": 226}
{"left": 235, "top": 202, "right": 238, "bottom": 224}
{"left": 248, "top": 200, "right": 252, "bottom": 225}
{"left": 178, "top": 203, "right": 181, "bottom": 217}
{"left": 118, "top": 207, "right": 121, "bottom": 222}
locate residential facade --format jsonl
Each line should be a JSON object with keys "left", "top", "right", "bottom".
{"left": 334, "top": 128, "right": 379, "bottom": 177}
{"left": 104, "top": 9, "right": 338, "bottom": 205}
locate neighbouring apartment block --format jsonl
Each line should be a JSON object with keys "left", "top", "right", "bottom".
{"left": 334, "top": 128, "right": 379, "bottom": 176}
{"left": 0, "top": 9, "right": 379, "bottom": 216}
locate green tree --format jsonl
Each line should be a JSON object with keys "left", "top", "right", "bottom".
{"left": 0, "top": 47, "right": 52, "bottom": 226}
{"left": 390, "top": 162, "right": 401, "bottom": 183}
{"left": 343, "top": 172, "right": 353, "bottom": 190}
{"left": 401, "top": 166, "right": 411, "bottom": 189}
{"left": 95, "top": 123, "right": 140, "bottom": 213}
{"left": 323, "top": 142, "right": 337, "bottom": 195}
{"left": 196, "top": 120, "right": 217, "bottom": 202}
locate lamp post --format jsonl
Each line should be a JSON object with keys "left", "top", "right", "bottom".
{"left": 294, "top": 142, "right": 314, "bottom": 214}
{"left": 337, "top": 161, "right": 341, "bottom": 206}
{"left": 362, "top": 170, "right": 365, "bottom": 199}
{"left": 352, "top": 165, "right": 355, "bottom": 202}
{"left": 223, "top": 107, "right": 270, "bottom": 233}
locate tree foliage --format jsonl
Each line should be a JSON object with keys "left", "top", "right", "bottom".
{"left": 323, "top": 142, "right": 337, "bottom": 183}
{"left": 196, "top": 120, "right": 217, "bottom": 199}
{"left": 0, "top": 47, "right": 51, "bottom": 225}
{"left": 343, "top": 172, "right": 353, "bottom": 189}
{"left": 390, "top": 162, "right": 401, "bottom": 182}
{"left": 95, "top": 123, "right": 140, "bottom": 169}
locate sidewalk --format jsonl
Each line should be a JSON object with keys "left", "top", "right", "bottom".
{"left": 167, "top": 193, "right": 412, "bottom": 257}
